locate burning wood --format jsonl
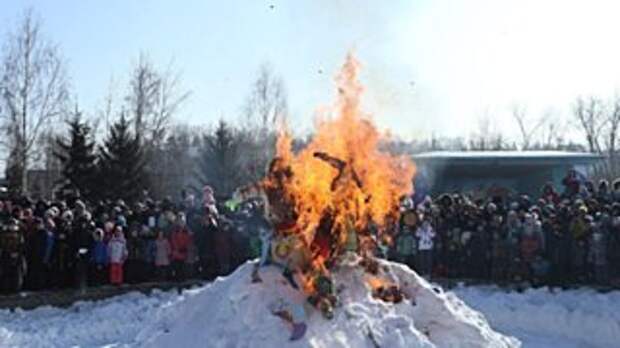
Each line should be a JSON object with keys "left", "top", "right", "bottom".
{"left": 313, "top": 151, "right": 363, "bottom": 191}
{"left": 367, "top": 276, "right": 405, "bottom": 304}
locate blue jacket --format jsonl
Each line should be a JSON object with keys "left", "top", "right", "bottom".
{"left": 42, "top": 229, "right": 55, "bottom": 264}
{"left": 91, "top": 240, "right": 108, "bottom": 265}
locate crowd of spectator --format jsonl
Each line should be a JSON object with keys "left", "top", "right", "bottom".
{"left": 391, "top": 170, "right": 620, "bottom": 287}
{"left": 1, "top": 169, "right": 620, "bottom": 294}
{"left": 0, "top": 187, "right": 246, "bottom": 292}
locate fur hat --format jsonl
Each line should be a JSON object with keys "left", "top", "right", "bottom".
{"left": 62, "top": 210, "right": 74, "bottom": 221}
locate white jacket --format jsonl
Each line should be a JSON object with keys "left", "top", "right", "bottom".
{"left": 416, "top": 223, "right": 435, "bottom": 251}
{"left": 108, "top": 235, "right": 128, "bottom": 264}
{"left": 154, "top": 238, "right": 171, "bottom": 266}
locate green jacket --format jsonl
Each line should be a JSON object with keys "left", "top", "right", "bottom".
{"left": 396, "top": 233, "right": 416, "bottom": 256}
{"left": 249, "top": 236, "right": 262, "bottom": 259}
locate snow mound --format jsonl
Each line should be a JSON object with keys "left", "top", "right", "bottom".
{"left": 138, "top": 259, "right": 520, "bottom": 348}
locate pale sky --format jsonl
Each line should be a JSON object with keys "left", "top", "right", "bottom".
{"left": 3, "top": 0, "right": 620, "bottom": 141}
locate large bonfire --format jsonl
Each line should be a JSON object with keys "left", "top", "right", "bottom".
{"left": 271, "top": 53, "right": 415, "bottom": 240}
{"left": 257, "top": 53, "right": 415, "bottom": 295}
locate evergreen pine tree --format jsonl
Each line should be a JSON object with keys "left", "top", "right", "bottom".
{"left": 98, "top": 113, "right": 148, "bottom": 202}
{"left": 198, "top": 119, "right": 240, "bottom": 198}
{"left": 55, "top": 107, "right": 97, "bottom": 199}
{"left": 158, "top": 130, "right": 193, "bottom": 198}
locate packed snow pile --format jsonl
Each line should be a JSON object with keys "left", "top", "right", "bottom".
{"left": 138, "top": 258, "right": 519, "bottom": 348}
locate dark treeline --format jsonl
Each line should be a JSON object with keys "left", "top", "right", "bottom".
{"left": 0, "top": 10, "right": 286, "bottom": 201}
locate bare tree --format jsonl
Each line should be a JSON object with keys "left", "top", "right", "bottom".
{"left": 0, "top": 10, "right": 69, "bottom": 193}
{"left": 243, "top": 63, "right": 288, "bottom": 130}
{"left": 122, "top": 55, "right": 190, "bottom": 198}
{"left": 126, "top": 54, "right": 160, "bottom": 140}
{"left": 536, "top": 110, "right": 566, "bottom": 150}
{"left": 93, "top": 76, "right": 119, "bottom": 141}
{"left": 511, "top": 104, "right": 546, "bottom": 150}
{"left": 468, "top": 115, "right": 510, "bottom": 151}
{"left": 573, "top": 96, "right": 606, "bottom": 154}
{"left": 239, "top": 63, "right": 289, "bottom": 182}
{"left": 605, "top": 95, "right": 620, "bottom": 176}
{"left": 571, "top": 95, "right": 620, "bottom": 178}
{"left": 151, "top": 63, "right": 190, "bottom": 146}
{"left": 125, "top": 55, "right": 189, "bottom": 146}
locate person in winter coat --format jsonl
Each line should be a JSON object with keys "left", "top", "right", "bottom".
{"left": 504, "top": 210, "right": 522, "bottom": 256}
{"left": 562, "top": 170, "right": 581, "bottom": 198}
{"left": 215, "top": 217, "right": 232, "bottom": 276}
{"left": 597, "top": 180, "right": 612, "bottom": 204}
{"left": 103, "top": 220, "right": 115, "bottom": 242}
{"left": 141, "top": 226, "right": 156, "bottom": 281}
{"left": 197, "top": 208, "right": 218, "bottom": 278}
{"left": 570, "top": 206, "right": 590, "bottom": 240}
{"left": 541, "top": 182, "right": 560, "bottom": 205}
{"left": 546, "top": 217, "right": 571, "bottom": 286}
{"left": 581, "top": 181, "right": 596, "bottom": 199}
{"left": 469, "top": 224, "right": 490, "bottom": 279}
{"left": 203, "top": 185, "right": 216, "bottom": 210}
{"left": 107, "top": 226, "right": 128, "bottom": 285}
{"left": 444, "top": 227, "right": 462, "bottom": 278}
{"left": 154, "top": 230, "right": 171, "bottom": 280}
{"left": 53, "top": 211, "right": 74, "bottom": 288}
{"left": 415, "top": 218, "right": 435, "bottom": 278}
{"left": 613, "top": 180, "right": 620, "bottom": 202}
{"left": 573, "top": 237, "right": 588, "bottom": 283}
{"left": 29, "top": 217, "right": 55, "bottom": 290}
{"left": 89, "top": 228, "right": 108, "bottom": 285}
{"left": 158, "top": 209, "right": 176, "bottom": 237}
{"left": 608, "top": 216, "right": 620, "bottom": 285}
{"left": 170, "top": 213, "right": 192, "bottom": 281}
{"left": 520, "top": 213, "right": 544, "bottom": 263}
{"left": 491, "top": 228, "right": 511, "bottom": 282}
{"left": 570, "top": 209, "right": 591, "bottom": 282}
{"left": 124, "top": 224, "right": 144, "bottom": 283}
{"left": 72, "top": 211, "right": 95, "bottom": 291}
{"left": 395, "top": 226, "right": 416, "bottom": 268}
{"left": 589, "top": 222, "right": 608, "bottom": 285}
{"left": 185, "top": 228, "right": 199, "bottom": 278}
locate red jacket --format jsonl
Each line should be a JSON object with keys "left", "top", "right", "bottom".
{"left": 520, "top": 234, "right": 541, "bottom": 263}
{"left": 170, "top": 227, "right": 192, "bottom": 261}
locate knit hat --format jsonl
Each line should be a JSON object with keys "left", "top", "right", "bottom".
{"left": 118, "top": 215, "right": 128, "bottom": 228}
{"left": 93, "top": 228, "right": 104, "bottom": 240}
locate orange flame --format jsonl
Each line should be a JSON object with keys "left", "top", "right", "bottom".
{"left": 366, "top": 276, "right": 389, "bottom": 290}
{"left": 265, "top": 53, "right": 415, "bottom": 273}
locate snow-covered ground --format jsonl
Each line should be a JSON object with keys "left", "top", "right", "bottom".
{"left": 451, "top": 286, "right": 620, "bottom": 348}
{"left": 0, "top": 263, "right": 617, "bottom": 347}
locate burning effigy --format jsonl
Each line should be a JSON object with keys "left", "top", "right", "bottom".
{"left": 243, "top": 53, "right": 416, "bottom": 339}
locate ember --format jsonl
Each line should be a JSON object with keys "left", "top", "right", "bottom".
{"left": 366, "top": 275, "right": 405, "bottom": 303}
{"left": 372, "top": 284, "right": 405, "bottom": 304}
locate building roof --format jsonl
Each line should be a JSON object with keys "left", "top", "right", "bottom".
{"left": 413, "top": 151, "right": 602, "bottom": 166}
